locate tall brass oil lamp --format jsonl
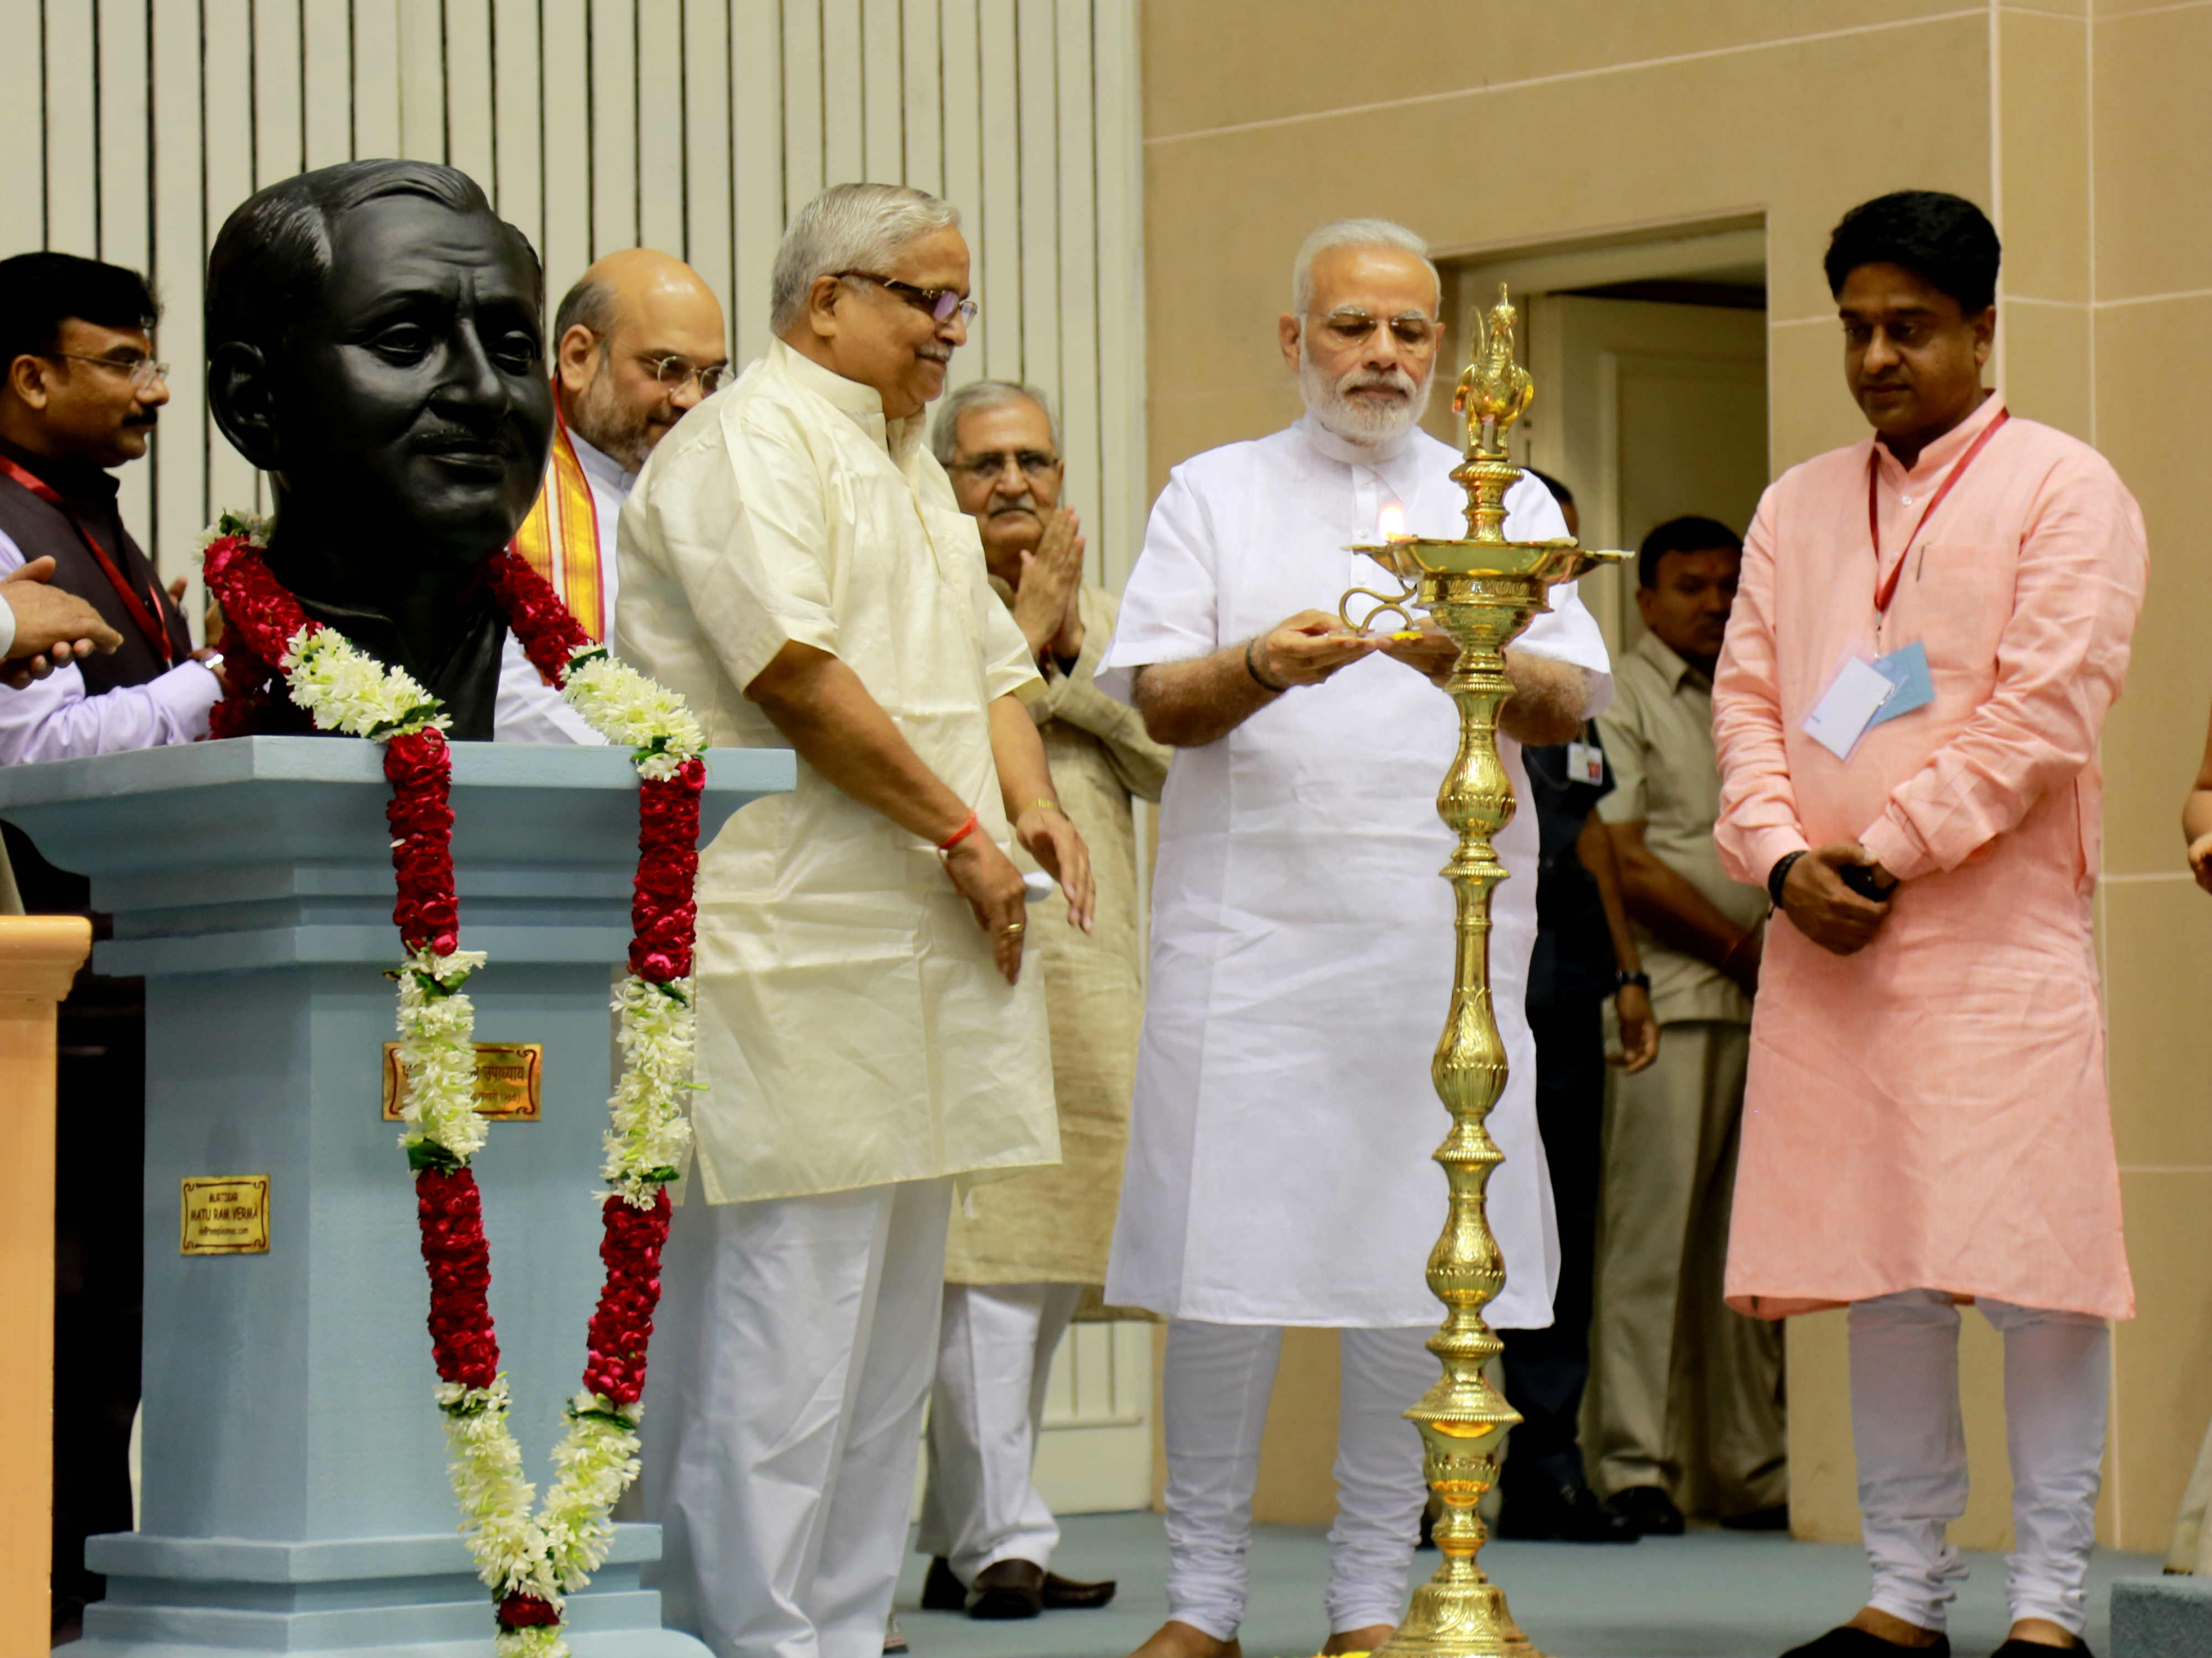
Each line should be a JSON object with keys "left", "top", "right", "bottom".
{"left": 1339, "top": 285, "right": 1625, "bottom": 1658}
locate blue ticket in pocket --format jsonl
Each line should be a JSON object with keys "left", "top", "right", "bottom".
{"left": 1867, "top": 641, "right": 1934, "bottom": 727}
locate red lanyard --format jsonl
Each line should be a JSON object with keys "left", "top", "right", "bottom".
{"left": 0, "top": 452, "right": 175, "bottom": 664}
{"left": 1868, "top": 406, "right": 2010, "bottom": 614}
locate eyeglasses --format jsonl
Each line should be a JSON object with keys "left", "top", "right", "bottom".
{"left": 837, "top": 272, "right": 978, "bottom": 327}
{"left": 952, "top": 449, "right": 1061, "bottom": 484}
{"left": 44, "top": 352, "right": 169, "bottom": 390}
{"left": 638, "top": 354, "right": 731, "bottom": 396}
{"left": 1310, "top": 309, "right": 1442, "bottom": 353}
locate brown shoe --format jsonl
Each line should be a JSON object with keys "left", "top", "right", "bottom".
{"left": 967, "top": 1558, "right": 1045, "bottom": 1619}
{"left": 1043, "top": 1568, "right": 1118, "bottom": 1609}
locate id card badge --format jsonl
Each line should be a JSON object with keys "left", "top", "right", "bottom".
{"left": 1566, "top": 739, "right": 1606, "bottom": 786}
{"left": 1802, "top": 652, "right": 1897, "bottom": 762}
{"left": 1867, "top": 640, "right": 1934, "bottom": 727}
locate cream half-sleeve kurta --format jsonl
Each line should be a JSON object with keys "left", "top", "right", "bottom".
{"left": 614, "top": 338, "right": 1060, "bottom": 1204}
{"left": 945, "top": 581, "right": 1171, "bottom": 1286}
{"left": 1712, "top": 394, "right": 2146, "bottom": 1322}
{"left": 1097, "top": 415, "right": 1613, "bottom": 1330}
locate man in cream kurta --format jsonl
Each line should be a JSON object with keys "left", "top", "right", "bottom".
{"left": 617, "top": 185, "right": 1091, "bottom": 1658}
{"left": 1100, "top": 221, "right": 1611, "bottom": 1658}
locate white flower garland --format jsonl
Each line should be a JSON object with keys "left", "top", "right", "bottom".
{"left": 216, "top": 524, "right": 705, "bottom": 1657}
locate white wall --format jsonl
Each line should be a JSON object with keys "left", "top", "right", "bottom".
{"left": 0, "top": 0, "right": 1149, "bottom": 614}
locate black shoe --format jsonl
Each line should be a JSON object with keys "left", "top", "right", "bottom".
{"left": 921, "top": 1556, "right": 965, "bottom": 1612}
{"left": 1496, "top": 1478, "right": 1640, "bottom": 1543}
{"left": 966, "top": 1558, "right": 1045, "bottom": 1619}
{"left": 1989, "top": 1643, "right": 2090, "bottom": 1657}
{"left": 1604, "top": 1484, "right": 1687, "bottom": 1537}
{"left": 1779, "top": 1628, "right": 1951, "bottom": 1657}
{"left": 1721, "top": 1502, "right": 1791, "bottom": 1532}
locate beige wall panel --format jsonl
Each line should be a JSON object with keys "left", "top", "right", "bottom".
{"left": 2102, "top": 877, "right": 2212, "bottom": 1169}
{"left": 2092, "top": 3, "right": 2212, "bottom": 302}
{"left": 2090, "top": 296, "right": 2212, "bottom": 878}
{"left": 1996, "top": 9, "right": 2090, "bottom": 304}
{"left": 2114, "top": 1169, "right": 2212, "bottom": 1551}
{"left": 1783, "top": 1309, "right": 1855, "bottom": 1542}
{"left": 41, "top": 1, "right": 98, "bottom": 257}
{"left": 2000, "top": 301, "right": 2093, "bottom": 442}
{"left": 1142, "top": 18, "right": 1989, "bottom": 491}
{"left": 1147, "top": 384, "right": 1306, "bottom": 495}
{"left": 1142, "top": 0, "right": 1979, "bottom": 142}
{"left": 1253, "top": 1328, "right": 1343, "bottom": 1525}
{"left": 1765, "top": 320, "right": 1866, "bottom": 475}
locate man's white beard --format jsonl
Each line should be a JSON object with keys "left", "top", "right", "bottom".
{"left": 1298, "top": 343, "right": 1433, "bottom": 447}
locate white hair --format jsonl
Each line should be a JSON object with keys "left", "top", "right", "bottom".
{"left": 931, "top": 379, "right": 1060, "bottom": 467}
{"left": 770, "top": 183, "right": 961, "bottom": 333}
{"left": 1290, "top": 217, "right": 1438, "bottom": 316}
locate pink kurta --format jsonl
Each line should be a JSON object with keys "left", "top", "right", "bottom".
{"left": 1712, "top": 393, "right": 2146, "bottom": 1322}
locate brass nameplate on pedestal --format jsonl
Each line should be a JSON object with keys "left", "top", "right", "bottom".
{"left": 380, "top": 1042, "right": 543, "bottom": 1123}
{"left": 180, "top": 1176, "right": 270, "bottom": 1256}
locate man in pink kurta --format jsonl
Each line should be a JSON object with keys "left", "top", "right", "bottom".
{"left": 1713, "top": 192, "right": 2145, "bottom": 1658}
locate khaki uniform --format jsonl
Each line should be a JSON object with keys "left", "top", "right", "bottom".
{"left": 1588, "top": 630, "right": 1785, "bottom": 1516}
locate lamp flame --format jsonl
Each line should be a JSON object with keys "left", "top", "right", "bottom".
{"left": 1378, "top": 504, "right": 1408, "bottom": 542}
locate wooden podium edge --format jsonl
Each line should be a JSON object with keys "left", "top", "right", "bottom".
{"left": 0, "top": 915, "right": 92, "bottom": 1651}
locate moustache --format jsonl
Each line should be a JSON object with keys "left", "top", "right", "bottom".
{"left": 1340, "top": 370, "right": 1417, "bottom": 398}
{"left": 123, "top": 412, "right": 159, "bottom": 429}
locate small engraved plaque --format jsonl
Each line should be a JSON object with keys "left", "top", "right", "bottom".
{"left": 180, "top": 1176, "right": 271, "bottom": 1256}
{"left": 382, "top": 1042, "right": 543, "bottom": 1123}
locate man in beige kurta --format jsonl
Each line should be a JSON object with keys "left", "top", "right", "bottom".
{"left": 617, "top": 185, "right": 1094, "bottom": 1658}
{"left": 912, "top": 381, "right": 1170, "bottom": 1620}
{"left": 1712, "top": 191, "right": 2145, "bottom": 1658}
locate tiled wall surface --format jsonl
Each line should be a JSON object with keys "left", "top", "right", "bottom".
{"left": 1140, "top": 0, "right": 2212, "bottom": 1554}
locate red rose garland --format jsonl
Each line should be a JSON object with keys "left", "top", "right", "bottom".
{"left": 202, "top": 530, "right": 702, "bottom": 1650}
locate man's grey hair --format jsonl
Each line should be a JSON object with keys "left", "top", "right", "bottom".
{"left": 770, "top": 183, "right": 962, "bottom": 333}
{"left": 552, "top": 273, "right": 617, "bottom": 344}
{"left": 930, "top": 379, "right": 1060, "bottom": 467}
{"left": 1290, "top": 217, "right": 1439, "bottom": 317}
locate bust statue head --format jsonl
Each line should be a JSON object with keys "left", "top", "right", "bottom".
{"left": 205, "top": 160, "right": 554, "bottom": 736}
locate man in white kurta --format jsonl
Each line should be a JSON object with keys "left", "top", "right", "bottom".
{"left": 1100, "top": 221, "right": 1611, "bottom": 1658}
{"left": 617, "top": 184, "right": 1093, "bottom": 1658}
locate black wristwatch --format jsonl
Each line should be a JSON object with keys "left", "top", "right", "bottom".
{"left": 1767, "top": 850, "right": 1808, "bottom": 910}
{"left": 1615, "top": 971, "right": 1651, "bottom": 992}
{"left": 1838, "top": 862, "right": 1898, "bottom": 903}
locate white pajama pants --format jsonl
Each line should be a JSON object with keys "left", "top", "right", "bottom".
{"left": 641, "top": 1179, "right": 954, "bottom": 1658}
{"left": 1849, "top": 1289, "right": 2110, "bottom": 1637}
{"left": 1162, "top": 1318, "right": 1434, "bottom": 1640}
{"left": 915, "top": 1280, "right": 1086, "bottom": 1583}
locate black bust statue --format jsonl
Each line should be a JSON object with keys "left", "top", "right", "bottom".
{"left": 206, "top": 160, "right": 554, "bottom": 740}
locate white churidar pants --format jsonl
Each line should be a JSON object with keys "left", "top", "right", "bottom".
{"left": 1162, "top": 1318, "right": 1434, "bottom": 1640}
{"left": 916, "top": 1280, "right": 1086, "bottom": 1582}
{"left": 1849, "top": 1289, "right": 2110, "bottom": 1637}
{"left": 641, "top": 1179, "right": 953, "bottom": 1658}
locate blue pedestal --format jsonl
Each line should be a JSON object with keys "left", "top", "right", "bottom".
{"left": 0, "top": 737, "right": 794, "bottom": 1656}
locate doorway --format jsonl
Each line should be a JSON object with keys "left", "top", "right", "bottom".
{"left": 1429, "top": 221, "right": 1772, "bottom": 660}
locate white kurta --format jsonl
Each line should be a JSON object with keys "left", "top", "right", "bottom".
{"left": 1099, "top": 415, "right": 1611, "bottom": 1329}
{"left": 615, "top": 337, "right": 1060, "bottom": 1204}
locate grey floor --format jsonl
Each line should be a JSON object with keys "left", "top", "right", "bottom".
{"left": 893, "top": 1512, "right": 2161, "bottom": 1658}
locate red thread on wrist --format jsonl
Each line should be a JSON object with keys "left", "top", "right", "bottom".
{"left": 937, "top": 809, "right": 981, "bottom": 853}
